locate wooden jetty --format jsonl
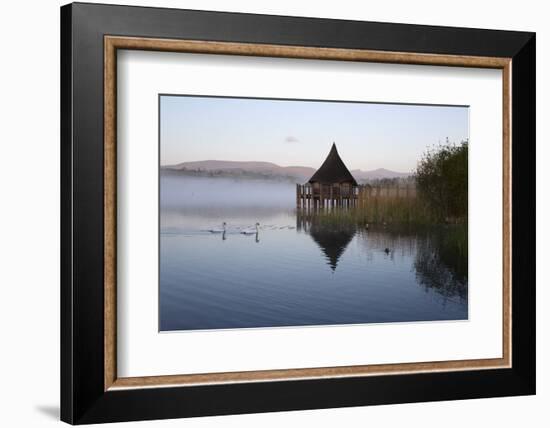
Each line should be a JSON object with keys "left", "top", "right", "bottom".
{"left": 296, "top": 182, "right": 359, "bottom": 209}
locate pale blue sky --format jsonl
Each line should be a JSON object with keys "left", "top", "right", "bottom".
{"left": 160, "top": 95, "right": 469, "bottom": 173}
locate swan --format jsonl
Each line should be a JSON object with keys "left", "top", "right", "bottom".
{"left": 241, "top": 223, "right": 260, "bottom": 235}
{"left": 208, "top": 222, "right": 226, "bottom": 233}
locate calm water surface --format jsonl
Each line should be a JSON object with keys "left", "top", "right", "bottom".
{"left": 160, "top": 175, "right": 468, "bottom": 331}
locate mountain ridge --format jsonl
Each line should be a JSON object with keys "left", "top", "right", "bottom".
{"left": 163, "top": 160, "right": 411, "bottom": 181}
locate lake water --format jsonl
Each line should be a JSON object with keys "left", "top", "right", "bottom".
{"left": 160, "top": 175, "right": 468, "bottom": 331}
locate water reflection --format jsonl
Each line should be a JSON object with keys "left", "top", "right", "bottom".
{"left": 414, "top": 226, "right": 468, "bottom": 302}
{"left": 297, "top": 212, "right": 357, "bottom": 271}
{"left": 159, "top": 176, "right": 468, "bottom": 331}
{"left": 297, "top": 211, "right": 467, "bottom": 302}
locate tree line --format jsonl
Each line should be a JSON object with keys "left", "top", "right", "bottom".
{"left": 415, "top": 140, "right": 468, "bottom": 223}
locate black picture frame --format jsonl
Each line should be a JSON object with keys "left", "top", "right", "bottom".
{"left": 61, "top": 2, "right": 535, "bottom": 424}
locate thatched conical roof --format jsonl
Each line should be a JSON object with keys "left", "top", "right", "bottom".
{"left": 308, "top": 143, "right": 358, "bottom": 186}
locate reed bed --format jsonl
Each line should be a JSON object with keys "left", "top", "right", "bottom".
{"left": 304, "top": 187, "right": 435, "bottom": 226}
{"left": 355, "top": 188, "right": 435, "bottom": 224}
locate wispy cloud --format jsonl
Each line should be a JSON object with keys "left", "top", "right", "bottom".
{"left": 284, "top": 136, "right": 300, "bottom": 143}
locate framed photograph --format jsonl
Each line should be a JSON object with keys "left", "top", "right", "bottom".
{"left": 61, "top": 2, "right": 535, "bottom": 424}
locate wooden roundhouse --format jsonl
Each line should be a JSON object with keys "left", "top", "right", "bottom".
{"left": 296, "top": 143, "right": 359, "bottom": 209}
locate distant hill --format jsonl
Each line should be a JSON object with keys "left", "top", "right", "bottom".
{"left": 351, "top": 168, "right": 412, "bottom": 181}
{"left": 162, "top": 160, "right": 410, "bottom": 182}
{"left": 163, "top": 160, "right": 315, "bottom": 181}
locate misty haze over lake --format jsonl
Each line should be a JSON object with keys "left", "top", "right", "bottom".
{"left": 160, "top": 175, "right": 468, "bottom": 331}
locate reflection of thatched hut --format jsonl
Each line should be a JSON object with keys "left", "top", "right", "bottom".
{"left": 297, "top": 143, "right": 359, "bottom": 209}
{"left": 296, "top": 211, "right": 356, "bottom": 271}
{"left": 309, "top": 227, "right": 356, "bottom": 271}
